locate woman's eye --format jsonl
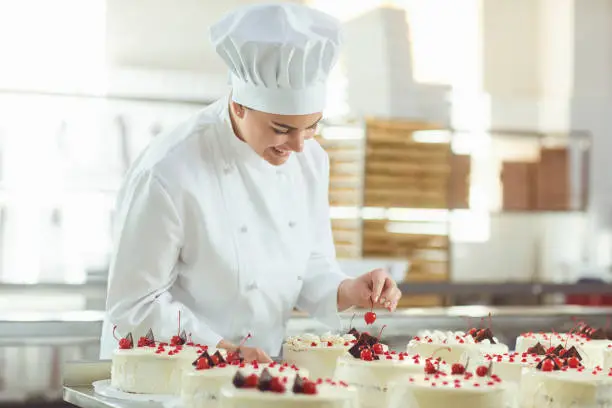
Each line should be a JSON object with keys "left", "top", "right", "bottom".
{"left": 272, "top": 128, "right": 289, "bottom": 135}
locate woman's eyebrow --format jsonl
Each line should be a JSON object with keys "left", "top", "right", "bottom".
{"left": 271, "top": 116, "right": 322, "bottom": 130}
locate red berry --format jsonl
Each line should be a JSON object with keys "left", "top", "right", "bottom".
{"left": 270, "top": 377, "right": 285, "bottom": 393}
{"left": 118, "top": 338, "right": 131, "bottom": 349}
{"left": 245, "top": 374, "right": 259, "bottom": 388}
{"left": 541, "top": 360, "right": 554, "bottom": 372}
{"left": 364, "top": 311, "right": 377, "bottom": 325}
{"left": 547, "top": 347, "right": 556, "bottom": 354}
{"left": 424, "top": 361, "right": 437, "bottom": 374}
{"left": 372, "top": 343, "right": 384, "bottom": 354}
{"left": 468, "top": 328, "right": 477, "bottom": 336}
{"left": 451, "top": 363, "right": 466, "bottom": 375}
{"left": 196, "top": 358, "right": 209, "bottom": 370}
{"left": 568, "top": 357, "right": 580, "bottom": 368}
{"left": 170, "top": 336, "right": 182, "bottom": 346}
{"left": 360, "top": 349, "right": 373, "bottom": 361}
{"left": 475, "top": 366, "right": 489, "bottom": 377}
{"left": 303, "top": 381, "right": 317, "bottom": 394}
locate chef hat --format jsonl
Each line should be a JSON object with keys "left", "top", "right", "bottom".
{"left": 209, "top": 3, "right": 341, "bottom": 115}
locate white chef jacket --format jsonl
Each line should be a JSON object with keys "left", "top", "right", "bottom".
{"left": 99, "top": 95, "right": 349, "bottom": 359}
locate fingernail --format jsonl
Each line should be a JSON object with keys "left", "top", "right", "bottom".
{"left": 380, "top": 297, "right": 386, "bottom": 304}
{"left": 374, "top": 296, "right": 379, "bottom": 303}
{"left": 385, "top": 301, "right": 391, "bottom": 308}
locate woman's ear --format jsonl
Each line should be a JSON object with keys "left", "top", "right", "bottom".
{"left": 231, "top": 102, "right": 246, "bottom": 119}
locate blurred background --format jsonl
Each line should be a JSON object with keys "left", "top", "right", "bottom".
{"left": 0, "top": 0, "right": 611, "bottom": 406}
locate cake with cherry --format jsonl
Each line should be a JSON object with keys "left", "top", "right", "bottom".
{"left": 334, "top": 327, "right": 450, "bottom": 408}
{"left": 399, "top": 360, "right": 510, "bottom": 408}
{"left": 519, "top": 352, "right": 612, "bottom": 408}
{"left": 110, "top": 327, "right": 211, "bottom": 394}
{"left": 282, "top": 331, "right": 356, "bottom": 380}
{"left": 181, "top": 348, "right": 308, "bottom": 408}
{"left": 406, "top": 328, "right": 508, "bottom": 365}
{"left": 218, "top": 368, "right": 358, "bottom": 408}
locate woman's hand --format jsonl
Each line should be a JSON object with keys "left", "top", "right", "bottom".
{"left": 238, "top": 346, "right": 273, "bottom": 363}
{"left": 338, "top": 268, "right": 402, "bottom": 311}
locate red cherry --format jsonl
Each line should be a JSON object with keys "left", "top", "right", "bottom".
{"left": 364, "top": 311, "right": 377, "bottom": 325}
{"left": 372, "top": 343, "right": 384, "bottom": 354}
{"left": 303, "top": 381, "right": 317, "bottom": 395}
{"left": 475, "top": 366, "right": 489, "bottom": 377}
{"left": 196, "top": 358, "right": 210, "bottom": 370}
{"left": 468, "top": 328, "right": 477, "bottom": 336}
{"left": 360, "top": 349, "right": 373, "bottom": 361}
{"left": 547, "top": 347, "right": 556, "bottom": 354}
{"left": 541, "top": 359, "right": 554, "bottom": 372}
{"left": 170, "top": 335, "right": 182, "bottom": 346}
{"left": 568, "top": 357, "right": 580, "bottom": 368}
{"left": 118, "top": 338, "right": 131, "bottom": 349}
{"left": 270, "top": 377, "right": 285, "bottom": 393}
{"left": 424, "top": 361, "right": 437, "bottom": 374}
{"left": 244, "top": 374, "right": 259, "bottom": 388}
{"left": 451, "top": 363, "right": 466, "bottom": 375}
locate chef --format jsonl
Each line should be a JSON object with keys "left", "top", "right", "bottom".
{"left": 100, "top": 3, "right": 402, "bottom": 362}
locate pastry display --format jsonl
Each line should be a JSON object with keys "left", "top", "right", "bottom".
{"left": 218, "top": 369, "right": 359, "bottom": 407}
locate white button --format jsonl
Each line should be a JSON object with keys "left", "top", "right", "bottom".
{"left": 297, "top": 276, "right": 303, "bottom": 281}
{"left": 288, "top": 221, "right": 296, "bottom": 228}
{"left": 246, "top": 281, "right": 258, "bottom": 290}
{"left": 223, "top": 165, "right": 233, "bottom": 174}
{"left": 240, "top": 225, "right": 248, "bottom": 233}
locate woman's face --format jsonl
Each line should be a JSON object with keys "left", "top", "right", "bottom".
{"left": 230, "top": 102, "right": 322, "bottom": 166}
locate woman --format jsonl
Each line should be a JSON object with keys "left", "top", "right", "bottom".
{"left": 100, "top": 3, "right": 402, "bottom": 362}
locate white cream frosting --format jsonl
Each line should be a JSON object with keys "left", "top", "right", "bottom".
{"left": 483, "top": 352, "right": 544, "bottom": 383}
{"left": 218, "top": 380, "right": 359, "bottom": 408}
{"left": 519, "top": 366, "right": 612, "bottom": 408}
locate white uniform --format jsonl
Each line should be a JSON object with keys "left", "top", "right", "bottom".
{"left": 99, "top": 95, "right": 348, "bottom": 359}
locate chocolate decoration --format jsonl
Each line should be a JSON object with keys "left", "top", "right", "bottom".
{"left": 257, "top": 368, "right": 273, "bottom": 391}
{"left": 178, "top": 330, "right": 188, "bottom": 345}
{"left": 192, "top": 350, "right": 214, "bottom": 367}
{"left": 527, "top": 342, "right": 547, "bottom": 355}
{"left": 348, "top": 342, "right": 364, "bottom": 359}
{"left": 474, "top": 328, "right": 496, "bottom": 344}
{"left": 125, "top": 332, "right": 134, "bottom": 348}
{"left": 357, "top": 332, "right": 377, "bottom": 347}
{"left": 590, "top": 328, "right": 607, "bottom": 340}
{"left": 553, "top": 345, "right": 565, "bottom": 356}
{"left": 565, "top": 346, "right": 583, "bottom": 361}
{"left": 292, "top": 374, "right": 305, "bottom": 393}
{"left": 211, "top": 350, "right": 226, "bottom": 365}
{"left": 145, "top": 329, "right": 155, "bottom": 344}
{"left": 232, "top": 371, "right": 246, "bottom": 388}
{"left": 348, "top": 328, "right": 360, "bottom": 338}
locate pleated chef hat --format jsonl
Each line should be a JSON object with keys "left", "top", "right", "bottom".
{"left": 209, "top": 3, "right": 341, "bottom": 115}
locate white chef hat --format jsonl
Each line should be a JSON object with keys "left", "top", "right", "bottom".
{"left": 209, "top": 3, "right": 341, "bottom": 115}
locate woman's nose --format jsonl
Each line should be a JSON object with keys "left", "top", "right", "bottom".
{"left": 286, "top": 132, "right": 305, "bottom": 152}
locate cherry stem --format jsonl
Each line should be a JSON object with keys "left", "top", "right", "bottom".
{"left": 188, "top": 333, "right": 193, "bottom": 343}
{"left": 430, "top": 346, "right": 451, "bottom": 362}
{"left": 178, "top": 310, "right": 181, "bottom": 336}
{"left": 376, "top": 325, "right": 387, "bottom": 342}
{"left": 112, "top": 325, "right": 120, "bottom": 341}
{"left": 488, "top": 312, "right": 492, "bottom": 330}
{"left": 370, "top": 298, "right": 373, "bottom": 312}
{"left": 239, "top": 333, "right": 252, "bottom": 348}
{"left": 480, "top": 317, "right": 485, "bottom": 328}
{"left": 349, "top": 313, "right": 356, "bottom": 329}
{"left": 605, "top": 316, "right": 610, "bottom": 332}
{"left": 464, "top": 356, "right": 471, "bottom": 370}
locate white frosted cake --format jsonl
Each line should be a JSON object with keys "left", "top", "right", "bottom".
{"left": 520, "top": 361, "right": 612, "bottom": 408}
{"left": 182, "top": 358, "right": 308, "bottom": 408}
{"left": 399, "top": 365, "right": 510, "bottom": 408}
{"left": 110, "top": 329, "right": 210, "bottom": 394}
{"left": 407, "top": 330, "right": 509, "bottom": 365}
{"left": 219, "top": 368, "right": 358, "bottom": 408}
{"left": 335, "top": 343, "right": 450, "bottom": 408}
{"left": 484, "top": 352, "right": 544, "bottom": 382}
{"left": 282, "top": 332, "right": 356, "bottom": 380}
{"left": 515, "top": 332, "right": 581, "bottom": 353}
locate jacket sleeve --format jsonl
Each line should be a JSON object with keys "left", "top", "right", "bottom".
{"left": 105, "top": 170, "right": 223, "bottom": 348}
{"left": 295, "top": 154, "right": 351, "bottom": 330}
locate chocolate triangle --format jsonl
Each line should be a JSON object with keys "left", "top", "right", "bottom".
{"left": 474, "top": 328, "right": 496, "bottom": 344}
{"left": 192, "top": 350, "right": 214, "bottom": 367}
{"left": 232, "top": 371, "right": 246, "bottom": 388}
{"left": 553, "top": 345, "right": 565, "bottom": 356}
{"left": 589, "top": 328, "right": 607, "bottom": 340}
{"left": 348, "top": 342, "right": 363, "bottom": 359}
{"left": 527, "top": 342, "right": 547, "bottom": 355}
{"left": 357, "top": 332, "right": 377, "bottom": 347}
{"left": 292, "top": 374, "right": 305, "bottom": 393}
{"left": 257, "top": 368, "right": 273, "bottom": 391}
{"left": 125, "top": 332, "right": 134, "bottom": 348}
{"left": 211, "top": 350, "right": 226, "bottom": 366}
{"left": 178, "top": 330, "right": 188, "bottom": 344}
{"left": 145, "top": 328, "right": 155, "bottom": 344}
{"left": 348, "top": 328, "right": 360, "bottom": 338}
{"left": 565, "top": 346, "right": 582, "bottom": 361}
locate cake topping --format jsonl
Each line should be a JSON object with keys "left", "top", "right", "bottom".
{"left": 348, "top": 332, "right": 381, "bottom": 361}
{"left": 257, "top": 368, "right": 275, "bottom": 392}
{"left": 112, "top": 325, "right": 134, "bottom": 349}
{"left": 227, "top": 333, "right": 251, "bottom": 364}
{"left": 536, "top": 355, "right": 562, "bottom": 372}
{"left": 364, "top": 299, "right": 377, "bottom": 325}
{"left": 475, "top": 362, "right": 492, "bottom": 377}
{"left": 137, "top": 329, "right": 156, "bottom": 347}
{"left": 292, "top": 374, "right": 318, "bottom": 395}
{"left": 371, "top": 325, "right": 387, "bottom": 355}
{"left": 232, "top": 371, "right": 259, "bottom": 389}
{"left": 526, "top": 342, "right": 547, "bottom": 355}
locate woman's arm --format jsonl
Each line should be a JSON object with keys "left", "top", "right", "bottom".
{"left": 105, "top": 170, "right": 223, "bottom": 348}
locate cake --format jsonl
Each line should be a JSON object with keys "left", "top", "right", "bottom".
{"left": 519, "top": 354, "right": 612, "bottom": 408}
{"left": 484, "top": 352, "right": 546, "bottom": 382}
{"left": 407, "top": 329, "right": 509, "bottom": 364}
{"left": 218, "top": 369, "right": 359, "bottom": 408}
{"left": 398, "top": 361, "right": 510, "bottom": 408}
{"left": 334, "top": 330, "right": 450, "bottom": 408}
{"left": 110, "top": 327, "right": 210, "bottom": 394}
{"left": 181, "top": 355, "right": 308, "bottom": 408}
{"left": 282, "top": 332, "right": 356, "bottom": 380}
